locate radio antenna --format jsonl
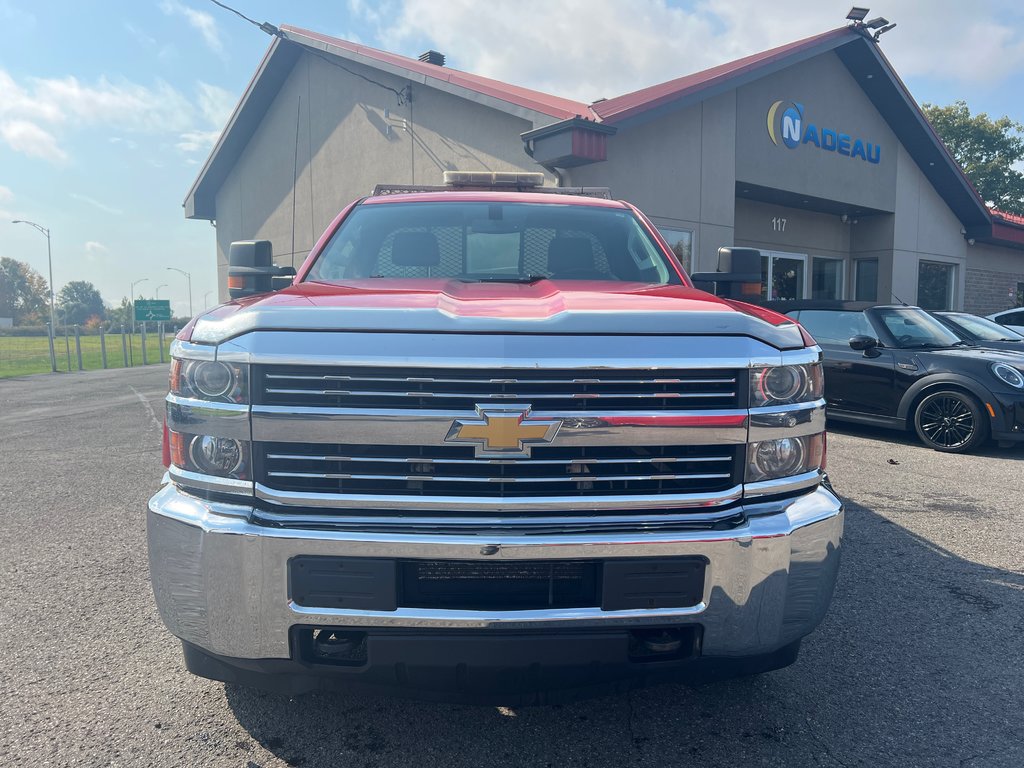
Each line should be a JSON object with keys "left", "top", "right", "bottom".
{"left": 891, "top": 292, "right": 910, "bottom": 306}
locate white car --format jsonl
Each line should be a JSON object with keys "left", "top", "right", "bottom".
{"left": 987, "top": 307, "right": 1024, "bottom": 335}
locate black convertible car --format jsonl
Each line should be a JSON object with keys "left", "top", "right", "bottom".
{"left": 763, "top": 301, "right": 1024, "bottom": 453}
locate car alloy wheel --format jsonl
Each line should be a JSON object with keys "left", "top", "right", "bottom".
{"left": 913, "top": 390, "right": 988, "bottom": 453}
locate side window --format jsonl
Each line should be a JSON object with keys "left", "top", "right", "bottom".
{"left": 999, "top": 311, "right": 1024, "bottom": 325}
{"left": 796, "top": 310, "right": 873, "bottom": 345}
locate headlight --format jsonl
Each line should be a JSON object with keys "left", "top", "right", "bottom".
{"left": 169, "top": 430, "right": 250, "bottom": 480}
{"left": 991, "top": 363, "right": 1024, "bottom": 389}
{"left": 751, "top": 363, "right": 823, "bottom": 407}
{"left": 746, "top": 433, "right": 824, "bottom": 482}
{"left": 170, "top": 358, "right": 248, "bottom": 403}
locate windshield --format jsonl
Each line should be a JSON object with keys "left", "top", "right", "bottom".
{"left": 305, "top": 201, "right": 680, "bottom": 285}
{"left": 941, "top": 312, "right": 1024, "bottom": 341}
{"left": 874, "top": 307, "right": 965, "bottom": 348}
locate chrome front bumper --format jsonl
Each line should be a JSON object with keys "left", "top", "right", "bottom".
{"left": 147, "top": 484, "right": 843, "bottom": 661}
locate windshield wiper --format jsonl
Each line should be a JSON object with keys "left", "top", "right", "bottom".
{"left": 458, "top": 274, "right": 548, "bottom": 284}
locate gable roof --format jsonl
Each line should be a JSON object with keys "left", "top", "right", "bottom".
{"left": 592, "top": 27, "right": 858, "bottom": 126}
{"left": 184, "top": 27, "right": 590, "bottom": 219}
{"left": 281, "top": 26, "right": 591, "bottom": 121}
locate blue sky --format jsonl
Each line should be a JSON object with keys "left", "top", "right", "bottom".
{"left": 1, "top": 0, "right": 1022, "bottom": 318}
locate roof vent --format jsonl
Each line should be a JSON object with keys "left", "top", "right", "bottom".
{"left": 419, "top": 50, "right": 445, "bottom": 67}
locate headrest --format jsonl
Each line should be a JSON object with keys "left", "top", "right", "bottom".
{"left": 391, "top": 231, "right": 440, "bottom": 267}
{"left": 547, "top": 236, "right": 594, "bottom": 274}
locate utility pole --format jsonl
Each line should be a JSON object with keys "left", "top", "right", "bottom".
{"left": 167, "top": 267, "right": 193, "bottom": 318}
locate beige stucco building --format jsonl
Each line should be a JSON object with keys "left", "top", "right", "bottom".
{"left": 186, "top": 23, "right": 1024, "bottom": 314}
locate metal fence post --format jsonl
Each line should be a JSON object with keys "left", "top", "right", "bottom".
{"left": 158, "top": 322, "right": 165, "bottom": 364}
{"left": 121, "top": 325, "right": 128, "bottom": 367}
{"left": 141, "top": 322, "right": 148, "bottom": 365}
{"left": 100, "top": 327, "right": 107, "bottom": 369}
{"left": 46, "top": 322, "right": 57, "bottom": 373}
{"left": 74, "top": 325, "right": 83, "bottom": 371}
{"left": 63, "top": 324, "right": 72, "bottom": 372}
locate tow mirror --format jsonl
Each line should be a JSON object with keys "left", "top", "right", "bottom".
{"left": 227, "top": 240, "right": 297, "bottom": 299}
{"left": 690, "top": 247, "right": 762, "bottom": 299}
{"left": 849, "top": 335, "right": 879, "bottom": 351}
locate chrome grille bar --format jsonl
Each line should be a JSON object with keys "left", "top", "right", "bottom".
{"left": 256, "top": 365, "right": 743, "bottom": 412}
{"left": 264, "top": 389, "right": 734, "bottom": 400}
{"left": 266, "top": 472, "right": 733, "bottom": 483}
{"left": 265, "top": 453, "right": 733, "bottom": 465}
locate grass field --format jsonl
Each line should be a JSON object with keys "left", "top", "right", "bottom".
{"left": 0, "top": 333, "right": 174, "bottom": 379}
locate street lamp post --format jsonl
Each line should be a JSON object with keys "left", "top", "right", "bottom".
{"left": 155, "top": 284, "right": 168, "bottom": 299}
{"left": 130, "top": 278, "right": 149, "bottom": 335}
{"left": 204, "top": 290, "right": 213, "bottom": 310}
{"left": 12, "top": 220, "right": 56, "bottom": 371}
{"left": 167, "top": 267, "right": 193, "bottom": 318}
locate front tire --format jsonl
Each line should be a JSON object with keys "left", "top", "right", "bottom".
{"left": 913, "top": 390, "right": 988, "bottom": 453}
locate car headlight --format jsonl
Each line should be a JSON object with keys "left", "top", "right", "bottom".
{"left": 991, "top": 363, "right": 1024, "bottom": 389}
{"left": 169, "top": 429, "right": 250, "bottom": 480}
{"left": 746, "top": 433, "right": 825, "bottom": 483}
{"left": 170, "top": 358, "right": 248, "bottom": 403}
{"left": 751, "top": 363, "right": 823, "bottom": 407}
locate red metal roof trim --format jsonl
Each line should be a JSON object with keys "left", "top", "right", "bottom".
{"left": 591, "top": 27, "right": 856, "bottom": 124}
{"left": 280, "top": 26, "right": 592, "bottom": 121}
{"left": 991, "top": 208, "right": 1024, "bottom": 228}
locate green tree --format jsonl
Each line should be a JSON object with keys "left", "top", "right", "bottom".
{"left": 0, "top": 257, "right": 50, "bottom": 325}
{"left": 922, "top": 100, "right": 1024, "bottom": 215}
{"left": 58, "top": 280, "right": 106, "bottom": 325}
{"left": 106, "top": 296, "right": 133, "bottom": 328}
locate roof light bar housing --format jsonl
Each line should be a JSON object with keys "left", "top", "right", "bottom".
{"left": 443, "top": 171, "right": 545, "bottom": 188}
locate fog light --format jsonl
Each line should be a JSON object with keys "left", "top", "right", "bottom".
{"left": 189, "top": 435, "right": 243, "bottom": 476}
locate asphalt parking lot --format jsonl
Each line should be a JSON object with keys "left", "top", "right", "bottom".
{"left": 1, "top": 366, "right": 1021, "bottom": 768}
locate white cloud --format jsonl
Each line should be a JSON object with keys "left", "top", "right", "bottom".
{"left": 30, "top": 76, "right": 194, "bottom": 133}
{"left": 0, "top": 120, "right": 67, "bottom": 163}
{"left": 176, "top": 129, "right": 221, "bottom": 153}
{"left": 0, "top": 66, "right": 231, "bottom": 163}
{"left": 123, "top": 21, "right": 156, "bottom": 48}
{"left": 160, "top": 1, "right": 225, "bottom": 58}
{"left": 196, "top": 82, "right": 235, "bottom": 128}
{"left": 0, "top": 184, "right": 12, "bottom": 204}
{"left": 376, "top": 0, "right": 1024, "bottom": 103}
{"left": 84, "top": 241, "right": 111, "bottom": 261}
{"left": 70, "top": 193, "right": 123, "bottom": 216}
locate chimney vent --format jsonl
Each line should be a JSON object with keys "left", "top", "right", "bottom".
{"left": 419, "top": 50, "right": 445, "bottom": 66}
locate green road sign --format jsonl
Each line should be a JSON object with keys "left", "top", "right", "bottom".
{"left": 134, "top": 299, "right": 172, "bottom": 322}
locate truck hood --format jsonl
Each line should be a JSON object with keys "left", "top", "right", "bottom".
{"left": 188, "top": 279, "right": 807, "bottom": 350}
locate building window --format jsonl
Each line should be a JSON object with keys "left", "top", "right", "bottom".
{"left": 917, "top": 261, "right": 956, "bottom": 310}
{"left": 656, "top": 228, "right": 693, "bottom": 273}
{"left": 811, "top": 257, "right": 844, "bottom": 300}
{"left": 1017, "top": 281, "right": 1024, "bottom": 306}
{"left": 854, "top": 259, "right": 878, "bottom": 301}
{"left": 760, "top": 251, "right": 806, "bottom": 301}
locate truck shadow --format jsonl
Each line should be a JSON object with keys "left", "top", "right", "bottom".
{"left": 224, "top": 499, "right": 1024, "bottom": 768}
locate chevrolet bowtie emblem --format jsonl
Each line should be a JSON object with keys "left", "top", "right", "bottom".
{"left": 446, "top": 405, "right": 561, "bottom": 458}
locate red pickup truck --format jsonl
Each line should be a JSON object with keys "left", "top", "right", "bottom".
{"left": 148, "top": 172, "right": 842, "bottom": 704}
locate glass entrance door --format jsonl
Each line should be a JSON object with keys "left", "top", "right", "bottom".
{"left": 760, "top": 251, "right": 807, "bottom": 301}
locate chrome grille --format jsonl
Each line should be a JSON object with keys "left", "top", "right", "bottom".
{"left": 256, "top": 365, "right": 742, "bottom": 411}
{"left": 257, "top": 443, "right": 742, "bottom": 501}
